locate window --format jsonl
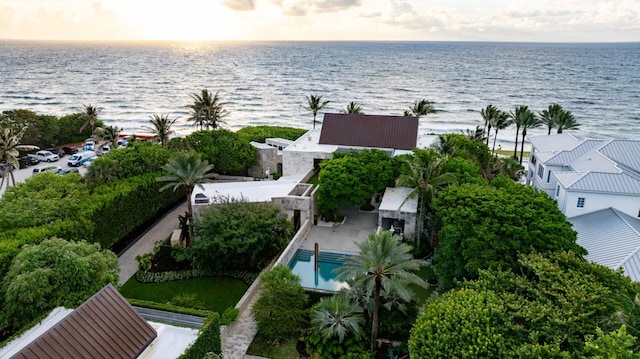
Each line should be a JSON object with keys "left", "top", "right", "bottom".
{"left": 531, "top": 156, "right": 537, "bottom": 165}
{"left": 577, "top": 197, "right": 585, "bottom": 208}
{"left": 537, "top": 164, "right": 544, "bottom": 179}
{"left": 547, "top": 170, "right": 552, "bottom": 183}
{"left": 556, "top": 186, "right": 560, "bottom": 197}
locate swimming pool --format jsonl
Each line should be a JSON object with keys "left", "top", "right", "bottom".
{"left": 288, "top": 249, "right": 351, "bottom": 292}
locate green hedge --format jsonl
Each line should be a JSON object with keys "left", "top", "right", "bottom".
{"left": 236, "top": 125, "right": 307, "bottom": 143}
{"left": 179, "top": 312, "right": 222, "bottom": 358}
{"left": 0, "top": 220, "right": 90, "bottom": 277}
{"left": 125, "top": 298, "right": 212, "bottom": 318}
{"left": 81, "top": 172, "right": 185, "bottom": 248}
{"left": 135, "top": 269, "right": 258, "bottom": 286}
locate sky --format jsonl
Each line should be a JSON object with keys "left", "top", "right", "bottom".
{"left": 0, "top": 0, "right": 639, "bottom": 42}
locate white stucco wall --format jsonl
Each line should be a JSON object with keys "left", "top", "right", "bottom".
{"left": 560, "top": 190, "right": 640, "bottom": 218}
{"left": 282, "top": 150, "right": 333, "bottom": 176}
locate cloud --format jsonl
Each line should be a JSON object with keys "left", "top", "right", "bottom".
{"left": 268, "top": 0, "right": 361, "bottom": 16}
{"left": 222, "top": 0, "right": 257, "bottom": 11}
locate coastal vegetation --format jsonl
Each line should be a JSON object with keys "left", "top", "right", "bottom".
{"left": 187, "top": 89, "right": 228, "bottom": 130}
{"left": 305, "top": 94, "right": 330, "bottom": 129}
{"left": 404, "top": 99, "right": 436, "bottom": 118}
{"left": 340, "top": 101, "right": 363, "bottom": 114}
{"left": 143, "top": 114, "right": 177, "bottom": 148}
{"left": 1, "top": 238, "right": 118, "bottom": 329}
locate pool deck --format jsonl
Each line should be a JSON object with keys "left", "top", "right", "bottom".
{"left": 298, "top": 208, "right": 378, "bottom": 254}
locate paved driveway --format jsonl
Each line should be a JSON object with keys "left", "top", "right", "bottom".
{"left": 298, "top": 208, "right": 378, "bottom": 255}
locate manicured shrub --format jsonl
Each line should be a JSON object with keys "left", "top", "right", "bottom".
{"left": 220, "top": 307, "right": 239, "bottom": 325}
{"left": 179, "top": 312, "right": 222, "bottom": 358}
{"left": 236, "top": 125, "right": 307, "bottom": 143}
{"left": 187, "top": 129, "right": 257, "bottom": 175}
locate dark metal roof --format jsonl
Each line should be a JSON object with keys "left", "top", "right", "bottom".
{"left": 11, "top": 284, "right": 157, "bottom": 359}
{"left": 318, "top": 113, "right": 418, "bottom": 150}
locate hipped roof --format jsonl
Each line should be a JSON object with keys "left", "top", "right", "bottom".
{"left": 318, "top": 113, "right": 418, "bottom": 150}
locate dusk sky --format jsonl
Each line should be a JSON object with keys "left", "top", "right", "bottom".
{"left": 0, "top": 0, "right": 639, "bottom": 42}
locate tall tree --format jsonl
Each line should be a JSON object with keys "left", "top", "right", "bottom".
{"left": 92, "top": 125, "right": 121, "bottom": 149}
{"left": 519, "top": 111, "right": 542, "bottom": 165}
{"left": 1, "top": 238, "right": 118, "bottom": 329}
{"left": 157, "top": 151, "right": 216, "bottom": 246}
{"left": 187, "top": 89, "right": 228, "bottom": 130}
{"left": 539, "top": 103, "right": 562, "bottom": 135}
{"left": 510, "top": 105, "right": 533, "bottom": 160}
{"left": 396, "top": 149, "right": 457, "bottom": 247}
{"left": 462, "top": 125, "right": 487, "bottom": 142}
{"left": 405, "top": 99, "right": 436, "bottom": 119}
{"left": 489, "top": 110, "right": 512, "bottom": 155}
{"left": 336, "top": 231, "right": 427, "bottom": 351}
{"left": 555, "top": 108, "right": 580, "bottom": 133}
{"left": 311, "top": 292, "right": 364, "bottom": 344}
{"left": 480, "top": 104, "right": 500, "bottom": 146}
{"left": 143, "top": 114, "right": 177, "bottom": 148}
{"left": 340, "top": 101, "right": 363, "bottom": 114}
{"left": 79, "top": 104, "right": 100, "bottom": 134}
{"left": 305, "top": 94, "right": 330, "bottom": 129}
{"left": 0, "top": 126, "right": 38, "bottom": 189}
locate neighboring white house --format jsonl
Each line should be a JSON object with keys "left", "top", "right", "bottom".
{"left": 527, "top": 134, "right": 640, "bottom": 220}
{"left": 569, "top": 208, "right": 640, "bottom": 281}
{"left": 527, "top": 134, "right": 640, "bottom": 282}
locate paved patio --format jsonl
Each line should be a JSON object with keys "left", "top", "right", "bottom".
{"left": 299, "top": 208, "right": 378, "bottom": 255}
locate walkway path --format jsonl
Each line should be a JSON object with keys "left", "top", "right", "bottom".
{"left": 134, "top": 306, "right": 204, "bottom": 329}
{"left": 117, "top": 201, "right": 187, "bottom": 286}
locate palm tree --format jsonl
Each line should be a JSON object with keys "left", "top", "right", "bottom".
{"left": 187, "top": 89, "right": 228, "bottom": 130}
{"left": 157, "top": 151, "right": 216, "bottom": 246}
{"left": 340, "top": 101, "right": 363, "bottom": 114}
{"left": 396, "top": 149, "right": 457, "bottom": 248}
{"left": 405, "top": 99, "right": 436, "bottom": 119}
{"left": 1, "top": 126, "right": 38, "bottom": 190}
{"left": 336, "top": 231, "right": 428, "bottom": 351}
{"left": 311, "top": 292, "right": 364, "bottom": 344}
{"left": 480, "top": 105, "right": 500, "bottom": 146}
{"left": 92, "top": 125, "right": 121, "bottom": 149}
{"left": 518, "top": 111, "right": 542, "bottom": 165}
{"left": 305, "top": 94, "right": 330, "bottom": 129}
{"left": 143, "top": 114, "right": 177, "bottom": 148}
{"left": 462, "top": 125, "right": 487, "bottom": 142}
{"left": 79, "top": 104, "right": 100, "bottom": 134}
{"left": 555, "top": 109, "right": 580, "bottom": 133}
{"left": 509, "top": 106, "right": 532, "bottom": 159}
{"left": 539, "top": 104, "right": 563, "bottom": 135}
{"left": 489, "top": 110, "right": 512, "bottom": 155}
{"left": 432, "top": 134, "right": 456, "bottom": 156}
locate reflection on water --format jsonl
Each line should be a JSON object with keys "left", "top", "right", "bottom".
{"left": 289, "top": 249, "right": 350, "bottom": 291}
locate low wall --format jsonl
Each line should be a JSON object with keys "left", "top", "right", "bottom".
{"left": 274, "top": 218, "right": 312, "bottom": 267}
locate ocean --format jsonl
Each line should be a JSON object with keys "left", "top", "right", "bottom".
{"left": 1, "top": 41, "right": 639, "bottom": 149}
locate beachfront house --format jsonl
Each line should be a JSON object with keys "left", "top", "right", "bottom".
{"left": 527, "top": 134, "right": 640, "bottom": 281}
{"left": 281, "top": 113, "right": 438, "bottom": 176}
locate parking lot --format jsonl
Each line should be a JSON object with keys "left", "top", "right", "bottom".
{"left": 0, "top": 157, "right": 88, "bottom": 198}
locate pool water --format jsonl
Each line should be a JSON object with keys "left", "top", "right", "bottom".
{"left": 288, "top": 249, "right": 351, "bottom": 291}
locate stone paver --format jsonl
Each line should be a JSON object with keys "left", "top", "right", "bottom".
{"left": 221, "top": 280, "right": 261, "bottom": 358}
{"left": 118, "top": 201, "right": 187, "bottom": 285}
{"left": 299, "top": 208, "right": 378, "bottom": 254}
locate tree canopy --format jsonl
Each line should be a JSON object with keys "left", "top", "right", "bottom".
{"left": 190, "top": 199, "right": 293, "bottom": 271}
{"left": 1, "top": 238, "right": 118, "bottom": 329}
{"left": 432, "top": 180, "right": 584, "bottom": 289}
{"left": 186, "top": 129, "right": 257, "bottom": 176}
{"left": 236, "top": 125, "right": 307, "bottom": 143}
{"left": 410, "top": 251, "right": 640, "bottom": 357}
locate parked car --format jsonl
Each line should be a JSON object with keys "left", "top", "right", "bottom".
{"left": 28, "top": 150, "right": 60, "bottom": 163}
{"left": 84, "top": 140, "right": 95, "bottom": 151}
{"left": 82, "top": 157, "right": 95, "bottom": 168}
{"left": 96, "top": 144, "right": 111, "bottom": 157}
{"left": 18, "top": 156, "right": 37, "bottom": 169}
{"left": 32, "top": 165, "right": 62, "bottom": 174}
{"left": 46, "top": 148, "right": 65, "bottom": 158}
{"left": 62, "top": 146, "right": 78, "bottom": 155}
{"left": 0, "top": 163, "right": 15, "bottom": 171}
{"left": 59, "top": 168, "right": 80, "bottom": 175}
{"left": 68, "top": 151, "right": 96, "bottom": 167}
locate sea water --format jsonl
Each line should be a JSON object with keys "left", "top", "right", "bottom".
{"left": 1, "top": 41, "right": 639, "bottom": 148}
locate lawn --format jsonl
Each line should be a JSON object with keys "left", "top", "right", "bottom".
{"left": 412, "top": 264, "right": 436, "bottom": 304}
{"left": 246, "top": 334, "right": 300, "bottom": 359}
{"left": 119, "top": 276, "right": 247, "bottom": 312}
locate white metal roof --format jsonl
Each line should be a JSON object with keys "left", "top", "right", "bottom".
{"left": 570, "top": 208, "right": 640, "bottom": 281}
{"left": 379, "top": 187, "right": 418, "bottom": 213}
{"left": 546, "top": 140, "right": 602, "bottom": 166}
{"left": 528, "top": 133, "right": 581, "bottom": 152}
{"left": 564, "top": 172, "right": 640, "bottom": 194}
{"left": 599, "top": 140, "right": 640, "bottom": 173}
